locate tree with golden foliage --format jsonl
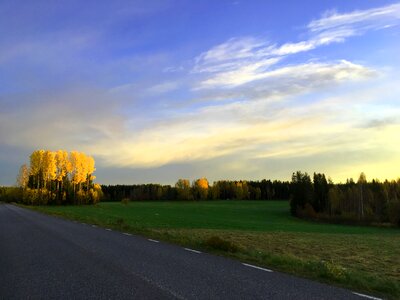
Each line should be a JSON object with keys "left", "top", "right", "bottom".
{"left": 55, "top": 150, "right": 71, "bottom": 197}
{"left": 20, "top": 149, "right": 101, "bottom": 205}
{"left": 16, "top": 164, "right": 29, "bottom": 189}
{"left": 43, "top": 150, "right": 57, "bottom": 190}
{"left": 30, "top": 149, "right": 44, "bottom": 189}
{"left": 193, "top": 178, "right": 209, "bottom": 200}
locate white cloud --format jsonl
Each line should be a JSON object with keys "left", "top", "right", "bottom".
{"left": 194, "top": 37, "right": 268, "bottom": 72}
{"left": 199, "top": 60, "right": 375, "bottom": 89}
{"left": 308, "top": 3, "right": 400, "bottom": 33}
{"left": 193, "top": 2, "right": 400, "bottom": 91}
{"left": 147, "top": 81, "right": 180, "bottom": 94}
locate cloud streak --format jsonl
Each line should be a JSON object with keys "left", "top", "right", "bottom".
{"left": 193, "top": 2, "right": 400, "bottom": 91}
{"left": 308, "top": 3, "right": 400, "bottom": 33}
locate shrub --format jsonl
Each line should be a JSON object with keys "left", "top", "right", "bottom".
{"left": 298, "top": 203, "right": 317, "bottom": 219}
{"left": 121, "top": 198, "right": 130, "bottom": 205}
{"left": 204, "top": 236, "right": 239, "bottom": 253}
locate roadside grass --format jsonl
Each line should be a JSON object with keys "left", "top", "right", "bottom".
{"left": 27, "top": 201, "right": 400, "bottom": 299}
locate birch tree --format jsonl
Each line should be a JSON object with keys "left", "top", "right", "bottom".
{"left": 30, "top": 150, "right": 44, "bottom": 189}
{"left": 16, "top": 164, "right": 29, "bottom": 189}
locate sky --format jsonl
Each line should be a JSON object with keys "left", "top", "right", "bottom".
{"left": 0, "top": 0, "right": 399, "bottom": 185}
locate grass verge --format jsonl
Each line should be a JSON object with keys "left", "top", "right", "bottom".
{"left": 25, "top": 201, "right": 400, "bottom": 299}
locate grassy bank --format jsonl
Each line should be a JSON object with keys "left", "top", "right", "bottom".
{"left": 28, "top": 201, "right": 400, "bottom": 299}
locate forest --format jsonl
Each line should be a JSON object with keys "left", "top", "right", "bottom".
{"left": 291, "top": 171, "right": 400, "bottom": 226}
{"left": 0, "top": 150, "right": 102, "bottom": 204}
{"left": 101, "top": 178, "right": 291, "bottom": 202}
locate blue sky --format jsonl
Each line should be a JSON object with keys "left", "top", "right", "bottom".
{"left": 0, "top": 0, "right": 399, "bottom": 185}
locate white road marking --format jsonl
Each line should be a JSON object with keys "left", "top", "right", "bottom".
{"left": 352, "top": 292, "right": 382, "bottom": 300}
{"left": 91, "top": 225, "right": 97, "bottom": 228}
{"left": 123, "top": 232, "right": 132, "bottom": 236}
{"left": 148, "top": 239, "right": 159, "bottom": 243}
{"left": 81, "top": 223, "right": 87, "bottom": 225}
{"left": 184, "top": 248, "right": 201, "bottom": 254}
{"left": 242, "top": 263, "right": 273, "bottom": 273}
{"left": 106, "top": 228, "right": 112, "bottom": 231}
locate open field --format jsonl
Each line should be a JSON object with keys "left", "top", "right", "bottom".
{"left": 29, "top": 201, "right": 400, "bottom": 299}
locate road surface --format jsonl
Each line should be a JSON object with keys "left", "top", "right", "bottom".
{"left": 0, "top": 203, "right": 376, "bottom": 299}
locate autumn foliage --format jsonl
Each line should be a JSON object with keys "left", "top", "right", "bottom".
{"left": 16, "top": 150, "right": 102, "bottom": 205}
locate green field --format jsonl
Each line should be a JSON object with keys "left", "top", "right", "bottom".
{"left": 30, "top": 201, "right": 400, "bottom": 299}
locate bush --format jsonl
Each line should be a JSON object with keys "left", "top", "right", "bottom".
{"left": 297, "top": 203, "right": 317, "bottom": 219}
{"left": 203, "top": 236, "right": 239, "bottom": 253}
{"left": 121, "top": 198, "right": 130, "bottom": 205}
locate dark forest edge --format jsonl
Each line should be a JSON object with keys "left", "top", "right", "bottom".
{"left": 291, "top": 171, "right": 400, "bottom": 227}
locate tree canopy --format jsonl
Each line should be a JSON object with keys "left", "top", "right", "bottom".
{"left": 16, "top": 150, "right": 101, "bottom": 205}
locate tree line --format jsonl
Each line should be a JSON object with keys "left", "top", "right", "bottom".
{"left": 101, "top": 178, "right": 291, "bottom": 202}
{"left": 290, "top": 171, "right": 400, "bottom": 226}
{"left": 7, "top": 150, "right": 102, "bottom": 204}
{"left": 2, "top": 156, "right": 399, "bottom": 227}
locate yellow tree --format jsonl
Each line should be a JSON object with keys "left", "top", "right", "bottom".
{"left": 42, "top": 150, "right": 57, "bottom": 190}
{"left": 78, "top": 152, "right": 88, "bottom": 191}
{"left": 30, "top": 149, "right": 45, "bottom": 189}
{"left": 55, "top": 150, "right": 70, "bottom": 194}
{"left": 69, "top": 151, "right": 81, "bottom": 194}
{"left": 70, "top": 151, "right": 89, "bottom": 193}
{"left": 16, "top": 164, "right": 29, "bottom": 189}
{"left": 193, "top": 177, "right": 209, "bottom": 200}
{"left": 86, "top": 155, "right": 95, "bottom": 191}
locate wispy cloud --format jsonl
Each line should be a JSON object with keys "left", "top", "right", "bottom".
{"left": 308, "top": 3, "right": 400, "bottom": 33}
{"left": 198, "top": 60, "right": 375, "bottom": 89}
{"left": 193, "top": 2, "right": 400, "bottom": 90}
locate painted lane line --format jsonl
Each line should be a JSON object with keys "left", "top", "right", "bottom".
{"left": 123, "top": 232, "right": 132, "bottom": 236}
{"left": 148, "top": 239, "right": 159, "bottom": 243}
{"left": 242, "top": 263, "right": 273, "bottom": 273}
{"left": 106, "top": 228, "right": 112, "bottom": 231}
{"left": 81, "top": 223, "right": 87, "bottom": 225}
{"left": 352, "top": 292, "right": 382, "bottom": 300}
{"left": 91, "top": 225, "right": 97, "bottom": 228}
{"left": 184, "top": 248, "right": 201, "bottom": 254}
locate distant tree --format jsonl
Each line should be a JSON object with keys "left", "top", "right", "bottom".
{"left": 313, "top": 173, "right": 329, "bottom": 212}
{"left": 16, "top": 164, "right": 29, "bottom": 189}
{"left": 208, "top": 181, "right": 220, "bottom": 200}
{"left": 290, "top": 171, "right": 313, "bottom": 216}
{"left": 193, "top": 178, "right": 209, "bottom": 200}
{"left": 175, "top": 179, "right": 191, "bottom": 200}
{"left": 328, "top": 186, "right": 342, "bottom": 215}
{"left": 358, "top": 172, "right": 367, "bottom": 220}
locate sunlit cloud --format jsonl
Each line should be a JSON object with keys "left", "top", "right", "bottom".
{"left": 198, "top": 60, "right": 375, "bottom": 89}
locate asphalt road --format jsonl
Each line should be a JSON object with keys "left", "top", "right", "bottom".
{"left": 0, "top": 203, "right": 375, "bottom": 300}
